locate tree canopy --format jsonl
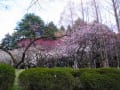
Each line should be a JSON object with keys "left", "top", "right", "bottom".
{"left": 15, "top": 13, "right": 45, "bottom": 39}
{"left": 42, "top": 22, "right": 58, "bottom": 39}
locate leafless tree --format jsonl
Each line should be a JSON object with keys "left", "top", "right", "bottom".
{"left": 59, "top": 1, "right": 78, "bottom": 31}
{"left": 111, "top": 0, "right": 120, "bottom": 33}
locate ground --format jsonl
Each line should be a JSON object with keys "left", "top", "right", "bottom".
{"left": 12, "top": 69, "right": 24, "bottom": 90}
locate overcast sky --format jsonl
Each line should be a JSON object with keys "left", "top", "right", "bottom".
{"left": 0, "top": 0, "right": 116, "bottom": 41}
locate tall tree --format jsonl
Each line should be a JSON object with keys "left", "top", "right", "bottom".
{"left": 15, "top": 13, "right": 45, "bottom": 39}
{"left": 1, "top": 33, "right": 13, "bottom": 49}
{"left": 59, "top": 1, "right": 78, "bottom": 31}
{"left": 89, "top": 0, "right": 102, "bottom": 23}
{"left": 80, "top": 0, "right": 85, "bottom": 21}
{"left": 111, "top": 0, "right": 120, "bottom": 33}
{"left": 60, "top": 25, "right": 65, "bottom": 31}
{"left": 72, "top": 18, "right": 86, "bottom": 30}
{"left": 42, "top": 22, "right": 58, "bottom": 39}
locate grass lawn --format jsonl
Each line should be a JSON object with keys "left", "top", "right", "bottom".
{"left": 11, "top": 69, "right": 24, "bottom": 90}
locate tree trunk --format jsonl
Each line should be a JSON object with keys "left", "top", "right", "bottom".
{"left": 112, "top": 0, "right": 120, "bottom": 33}
{"left": 73, "top": 60, "right": 78, "bottom": 69}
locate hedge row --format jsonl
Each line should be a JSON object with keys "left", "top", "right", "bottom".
{"left": 73, "top": 68, "right": 120, "bottom": 90}
{"left": 0, "top": 64, "right": 15, "bottom": 90}
{"left": 19, "top": 68, "right": 120, "bottom": 90}
{"left": 19, "top": 68, "right": 74, "bottom": 90}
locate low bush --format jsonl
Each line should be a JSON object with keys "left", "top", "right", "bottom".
{"left": 19, "top": 68, "right": 120, "bottom": 90}
{"left": 72, "top": 68, "right": 97, "bottom": 90}
{"left": 72, "top": 68, "right": 97, "bottom": 77}
{"left": 77, "top": 68, "right": 120, "bottom": 90}
{"left": 80, "top": 72, "right": 112, "bottom": 90}
{"left": 96, "top": 68, "right": 120, "bottom": 74}
{"left": 0, "top": 63, "right": 15, "bottom": 90}
{"left": 19, "top": 68, "right": 74, "bottom": 90}
{"left": 96, "top": 68, "right": 120, "bottom": 90}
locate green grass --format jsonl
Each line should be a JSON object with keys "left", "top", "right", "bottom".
{"left": 11, "top": 69, "right": 24, "bottom": 90}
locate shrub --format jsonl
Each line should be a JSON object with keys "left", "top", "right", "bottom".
{"left": 96, "top": 68, "right": 120, "bottom": 90}
{"left": 0, "top": 63, "right": 15, "bottom": 90}
{"left": 72, "top": 68, "right": 97, "bottom": 77}
{"left": 72, "top": 68, "right": 97, "bottom": 90}
{"left": 80, "top": 71, "right": 113, "bottom": 90}
{"left": 77, "top": 68, "right": 120, "bottom": 90}
{"left": 96, "top": 68, "right": 120, "bottom": 75}
{"left": 19, "top": 68, "right": 74, "bottom": 90}
{"left": 19, "top": 68, "right": 120, "bottom": 90}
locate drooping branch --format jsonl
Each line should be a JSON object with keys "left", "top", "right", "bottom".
{"left": 0, "top": 47, "right": 17, "bottom": 64}
{"left": 15, "top": 37, "right": 42, "bottom": 68}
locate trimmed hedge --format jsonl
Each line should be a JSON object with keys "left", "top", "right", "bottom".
{"left": 72, "top": 68, "right": 98, "bottom": 90}
{"left": 96, "top": 68, "right": 120, "bottom": 90}
{"left": 19, "top": 68, "right": 120, "bottom": 90}
{"left": 80, "top": 71, "right": 113, "bottom": 90}
{"left": 74, "top": 68, "right": 120, "bottom": 90}
{"left": 19, "top": 68, "right": 74, "bottom": 90}
{"left": 0, "top": 63, "right": 15, "bottom": 90}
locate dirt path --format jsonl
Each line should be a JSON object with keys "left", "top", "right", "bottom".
{"left": 12, "top": 69, "right": 24, "bottom": 90}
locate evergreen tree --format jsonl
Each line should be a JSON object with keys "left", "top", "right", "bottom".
{"left": 42, "top": 22, "right": 58, "bottom": 39}
{"left": 1, "top": 33, "right": 16, "bottom": 50}
{"left": 15, "top": 13, "right": 45, "bottom": 39}
{"left": 60, "top": 25, "right": 65, "bottom": 31}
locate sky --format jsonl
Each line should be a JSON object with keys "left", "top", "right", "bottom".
{"left": 0, "top": 0, "right": 117, "bottom": 41}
